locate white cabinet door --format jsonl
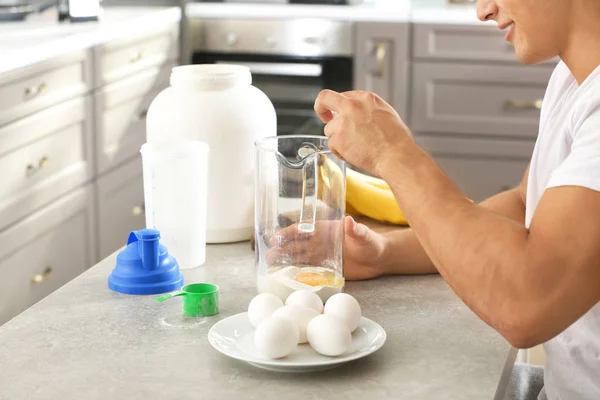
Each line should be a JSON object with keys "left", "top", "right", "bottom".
{"left": 94, "top": 64, "right": 172, "bottom": 175}
{"left": 0, "top": 185, "right": 96, "bottom": 326}
{"left": 93, "top": 24, "right": 178, "bottom": 87}
{"left": 96, "top": 156, "right": 145, "bottom": 260}
{"left": 0, "top": 95, "right": 94, "bottom": 231}
{"left": 0, "top": 50, "right": 92, "bottom": 127}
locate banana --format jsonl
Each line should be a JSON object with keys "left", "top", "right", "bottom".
{"left": 346, "top": 167, "right": 390, "bottom": 190}
{"left": 318, "top": 157, "right": 408, "bottom": 226}
{"left": 345, "top": 168, "right": 408, "bottom": 225}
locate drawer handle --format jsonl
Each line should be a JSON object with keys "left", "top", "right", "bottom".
{"left": 504, "top": 99, "right": 543, "bottom": 110}
{"left": 26, "top": 156, "right": 48, "bottom": 178}
{"left": 132, "top": 203, "right": 145, "bottom": 217}
{"left": 137, "top": 109, "right": 148, "bottom": 121}
{"left": 129, "top": 51, "right": 144, "bottom": 64}
{"left": 31, "top": 266, "right": 53, "bottom": 285}
{"left": 24, "top": 82, "right": 47, "bottom": 100}
{"left": 374, "top": 42, "right": 387, "bottom": 78}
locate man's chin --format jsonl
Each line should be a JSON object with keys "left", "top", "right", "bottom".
{"left": 515, "top": 46, "right": 557, "bottom": 65}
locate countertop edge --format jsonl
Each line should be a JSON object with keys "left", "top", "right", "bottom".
{"left": 0, "top": 7, "right": 182, "bottom": 76}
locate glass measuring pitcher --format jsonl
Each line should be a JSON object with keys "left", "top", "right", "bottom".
{"left": 255, "top": 135, "right": 346, "bottom": 302}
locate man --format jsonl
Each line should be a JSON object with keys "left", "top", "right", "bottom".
{"left": 310, "top": 0, "right": 600, "bottom": 398}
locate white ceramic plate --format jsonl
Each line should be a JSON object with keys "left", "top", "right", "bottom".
{"left": 208, "top": 312, "right": 386, "bottom": 372}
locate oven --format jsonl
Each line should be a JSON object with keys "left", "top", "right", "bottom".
{"left": 190, "top": 18, "right": 354, "bottom": 139}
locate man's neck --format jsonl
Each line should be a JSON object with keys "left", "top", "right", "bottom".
{"left": 561, "top": 4, "right": 600, "bottom": 85}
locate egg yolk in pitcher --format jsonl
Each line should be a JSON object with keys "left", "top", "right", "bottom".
{"left": 295, "top": 272, "right": 331, "bottom": 287}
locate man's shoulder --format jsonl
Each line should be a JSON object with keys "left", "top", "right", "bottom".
{"left": 571, "top": 64, "right": 600, "bottom": 131}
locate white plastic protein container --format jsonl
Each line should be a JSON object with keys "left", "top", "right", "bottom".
{"left": 146, "top": 64, "right": 276, "bottom": 243}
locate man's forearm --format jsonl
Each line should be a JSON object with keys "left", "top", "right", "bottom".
{"left": 379, "top": 145, "right": 542, "bottom": 345}
{"left": 380, "top": 179, "right": 526, "bottom": 276}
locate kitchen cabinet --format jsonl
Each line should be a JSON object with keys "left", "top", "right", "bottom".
{"left": 354, "top": 22, "right": 410, "bottom": 118}
{"left": 92, "top": 24, "right": 178, "bottom": 88}
{"left": 0, "top": 185, "right": 96, "bottom": 326}
{"left": 415, "top": 134, "right": 533, "bottom": 202}
{"left": 94, "top": 63, "right": 173, "bottom": 174}
{"left": 96, "top": 156, "right": 145, "bottom": 260}
{"left": 412, "top": 23, "right": 558, "bottom": 65}
{"left": 0, "top": 96, "right": 94, "bottom": 231}
{"left": 0, "top": 20, "right": 179, "bottom": 326}
{"left": 0, "top": 51, "right": 92, "bottom": 127}
{"left": 410, "top": 23, "right": 555, "bottom": 202}
{"left": 410, "top": 62, "right": 552, "bottom": 138}
{"left": 93, "top": 24, "right": 179, "bottom": 260}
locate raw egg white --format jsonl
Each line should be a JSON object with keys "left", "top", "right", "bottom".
{"left": 306, "top": 314, "right": 351, "bottom": 357}
{"left": 285, "top": 289, "right": 324, "bottom": 314}
{"left": 248, "top": 293, "right": 284, "bottom": 328}
{"left": 254, "top": 316, "right": 299, "bottom": 359}
{"left": 323, "top": 293, "right": 362, "bottom": 333}
{"left": 272, "top": 304, "right": 319, "bottom": 344}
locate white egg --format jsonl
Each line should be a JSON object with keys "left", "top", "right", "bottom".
{"left": 248, "top": 293, "right": 284, "bottom": 328}
{"left": 323, "top": 293, "right": 362, "bottom": 333}
{"left": 306, "top": 314, "right": 351, "bottom": 357}
{"left": 285, "top": 289, "right": 324, "bottom": 314}
{"left": 272, "top": 304, "right": 319, "bottom": 344}
{"left": 254, "top": 316, "right": 299, "bottom": 359}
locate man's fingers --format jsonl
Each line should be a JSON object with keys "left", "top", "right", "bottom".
{"left": 323, "top": 114, "right": 343, "bottom": 139}
{"left": 270, "top": 224, "right": 313, "bottom": 247}
{"left": 345, "top": 216, "right": 371, "bottom": 242}
{"left": 314, "top": 90, "right": 351, "bottom": 123}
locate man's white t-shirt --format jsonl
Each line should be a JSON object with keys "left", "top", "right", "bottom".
{"left": 526, "top": 61, "right": 600, "bottom": 400}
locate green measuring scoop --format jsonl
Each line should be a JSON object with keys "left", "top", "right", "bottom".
{"left": 157, "top": 283, "right": 219, "bottom": 317}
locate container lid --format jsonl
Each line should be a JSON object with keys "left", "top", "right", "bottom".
{"left": 170, "top": 64, "right": 252, "bottom": 90}
{"left": 108, "top": 229, "right": 184, "bottom": 295}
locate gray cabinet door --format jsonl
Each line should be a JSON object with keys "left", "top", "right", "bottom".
{"left": 415, "top": 134, "right": 534, "bottom": 202}
{"left": 96, "top": 156, "right": 145, "bottom": 260}
{"left": 412, "top": 23, "right": 559, "bottom": 65}
{"left": 354, "top": 22, "right": 410, "bottom": 118}
{"left": 0, "top": 185, "right": 96, "bottom": 326}
{"left": 411, "top": 62, "right": 553, "bottom": 138}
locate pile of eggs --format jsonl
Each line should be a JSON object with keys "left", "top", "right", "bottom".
{"left": 248, "top": 290, "right": 362, "bottom": 359}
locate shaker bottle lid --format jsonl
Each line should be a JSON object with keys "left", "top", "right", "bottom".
{"left": 108, "top": 229, "right": 184, "bottom": 295}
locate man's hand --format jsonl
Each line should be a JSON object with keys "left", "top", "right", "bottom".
{"left": 267, "top": 216, "right": 388, "bottom": 281}
{"left": 314, "top": 90, "right": 414, "bottom": 177}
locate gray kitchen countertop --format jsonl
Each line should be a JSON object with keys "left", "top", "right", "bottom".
{"left": 0, "top": 241, "right": 516, "bottom": 400}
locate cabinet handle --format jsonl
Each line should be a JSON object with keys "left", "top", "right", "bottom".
{"left": 374, "top": 42, "right": 387, "bottom": 78}
{"left": 129, "top": 50, "right": 144, "bottom": 63}
{"left": 132, "top": 203, "right": 145, "bottom": 216}
{"left": 303, "top": 36, "right": 320, "bottom": 45}
{"left": 504, "top": 99, "right": 543, "bottom": 110}
{"left": 137, "top": 109, "right": 148, "bottom": 121}
{"left": 26, "top": 156, "right": 48, "bottom": 178}
{"left": 24, "top": 82, "right": 47, "bottom": 100}
{"left": 31, "top": 266, "right": 53, "bottom": 285}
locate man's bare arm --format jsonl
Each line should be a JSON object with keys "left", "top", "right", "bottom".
{"left": 378, "top": 166, "right": 529, "bottom": 276}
